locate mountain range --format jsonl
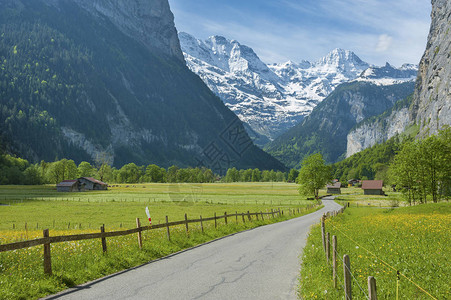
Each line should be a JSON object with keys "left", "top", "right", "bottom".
{"left": 179, "top": 32, "right": 418, "bottom": 145}
{"left": 0, "top": 0, "right": 285, "bottom": 172}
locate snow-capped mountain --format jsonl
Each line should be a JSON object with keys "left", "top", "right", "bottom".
{"left": 356, "top": 62, "right": 418, "bottom": 85}
{"left": 179, "top": 32, "right": 417, "bottom": 144}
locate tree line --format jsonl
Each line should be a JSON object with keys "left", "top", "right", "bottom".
{"left": 0, "top": 154, "right": 297, "bottom": 185}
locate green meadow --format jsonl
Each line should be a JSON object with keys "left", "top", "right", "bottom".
{"left": 299, "top": 203, "right": 451, "bottom": 299}
{"left": 0, "top": 182, "right": 320, "bottom": 300}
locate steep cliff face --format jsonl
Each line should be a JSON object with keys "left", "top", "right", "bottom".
{"left": 345, "top": 0, "right": 450, "bottom": 157}
{"left": 411, "top": 0, "right": 451, "bottom": 135}
{"left": 70, "top": 0, "right": 184, "bottom": 61}
{"left": 346, "top": 96, "right": 413, "bottom": 157}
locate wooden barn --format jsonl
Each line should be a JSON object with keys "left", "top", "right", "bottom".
{"left": 57, "top": 177, "right": 107, "bottom": 192}
{"left": 78, "top": 177, "right": 108, "bottom": 191}
{"left": 362, "top": 180, "right": 384, "bottom": 195}
{"left": 327, "top": 182, "right": 341, "bottom": 194}
{"left": 56, "top": 180, "right": 79, "bottom": 192}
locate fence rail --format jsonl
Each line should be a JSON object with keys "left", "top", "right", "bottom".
{"left": 0, "top": 205, "right": 317, "bottom": 276}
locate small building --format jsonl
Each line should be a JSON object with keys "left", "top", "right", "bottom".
{"left": 57, "top": 177, "right": 108, "bottom": 192}
{"left": 56, "top": 180, "right": 79, "bottom": 192}
{"left": 327, "top": 182, "right": 341, "bottom": 194}
{"left": 78, "top": 177, "right": 108, "bottom": 191}
{"left": 348, "top": 179, "right": 360, "bottom": 187}
{"left": 362, "top": 180, "right": 384, "bottom": 195}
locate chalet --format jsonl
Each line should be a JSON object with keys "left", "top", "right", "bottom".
{"left": 362, "top": 180, "right": 384, "bottom": 195}
{"left": 56, "top": 177, "right": 108, "bottom": 192}
{"left": 56, "top": 180, "right": 79, "bottom": 192}
{"left": 327, "top": 182, "right": 341, "bottom": 194}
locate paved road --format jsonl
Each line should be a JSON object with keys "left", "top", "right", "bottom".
{"left": 45, "top": 198, "right": 342, "bottom": 300}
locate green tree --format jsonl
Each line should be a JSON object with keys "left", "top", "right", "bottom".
{"left": 297, "top": 153, "right": 332, "bottom": 199}
{"left": 167, "top": 166, "right": 179, "bottom": 183}
{"left": 78, "top": 161, "right": 96, "bottom": 177}
{"left": 224, "top": 168, "right": 240, "bottom": 182}
{"left": 251, "top": 168, "right": 261, "bottom": 182}
{"left": 287, "top": 169, "right": 299, "bottom": 182}
{"left": 116, "top": 163, "right": 141, "bottom": 183}
{"left": 144, "top": 164, "right": 166, "bottom": 183}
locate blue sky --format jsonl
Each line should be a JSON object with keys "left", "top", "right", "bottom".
{"left": 168, "top": 0, "right": 431, "bottom": 67}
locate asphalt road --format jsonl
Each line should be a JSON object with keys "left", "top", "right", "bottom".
{"left": 45, "top": 198, "right": 342, "bottom": 300}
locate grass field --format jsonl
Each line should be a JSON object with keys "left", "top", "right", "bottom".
{"left": 0, "top": 182, "right": 317, "bottom": 231}
{"left": 299, "top": 203, "right": 451, "bottom": 299}
{"left": 0, "top": 182, "right": 320, "bottom": 299}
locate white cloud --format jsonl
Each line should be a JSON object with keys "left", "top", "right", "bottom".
{"left": 376, "top": 34, "right": 393, "bottom": 52}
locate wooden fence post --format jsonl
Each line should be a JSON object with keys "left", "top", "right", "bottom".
{"left": 326, "top": 232, "right": 330, "bottom": 263}
{"left": 321, "top": 215, "right": 326, "bottom": 253}
{"left": 343, "top": 254, "right": 352, "bottom": 300}
{"left": 368, "top": 276, "right": 377, "bottom": 300}
{"left": 247, "top": 211, "right": 251, "bottom": 221}
{"left": 278, "top": 208, "right": 281, "bottom": 217}
{"left": 271, "top": 209, "right": 274, "bottom": 218}
{"left": 184, "top": 213, "right": 189, "bottom": 235}
{"left": 261, "top": 211, "right": 264, "bottom": 220}
{"left": 136, "top": 218, "right": 143, "bottom": 249}
{"left": 214, "top": 213, "right": 217, "bottom": 228}
{"left": 200, "top": 215, "right": 204, "bottom": 233}
{"left": 224, "top": 212, "right": 228, "bottom": 225}
{"left": 256, "top": 212, "right": 259, "bottom": 221}
{"left": 165, "top": 216, "right": 170, "bottom": 241}
{"left": 43, "top": 229, "right": 52, "bottom": 275}
{"left": 242, "top": 213, "right": 245, "bottom": 223}
{"left": 100, "top": 225, "right": 107, "bottom": 254}
{"left": 333, "top": 235, "right": 337, "bottom": 288}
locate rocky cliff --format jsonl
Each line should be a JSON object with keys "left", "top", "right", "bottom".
{"left": 346, "top": 96, "right": 413, "bottom": 157}
{"left": 70, "top": 0, "right": 184, "bottom": 61}
{"left": 411, "top": 0, "right": 451, "bottom": 135}
{"left": 345, "top": 0, "right": 450, "bottom": 157}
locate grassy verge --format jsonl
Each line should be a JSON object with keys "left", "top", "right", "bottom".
{"left": 299, "top": 203, "right": 450, "bottom": 299}
{"left": 0, "top": 183, "right": 321, "bottom": 299}
{"left": 0, "top": 205, "right": 321, "bottom": 300}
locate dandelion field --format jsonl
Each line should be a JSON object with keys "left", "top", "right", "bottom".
{"left": 299, "top": 203, "right": 451, "bottom": 299}
{"left": 0, "top": 182, "right": 318, "bottom": 299}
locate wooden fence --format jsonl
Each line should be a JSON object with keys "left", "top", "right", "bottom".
{"left": 0, "top": 205, "right": 316, "bottom": 276}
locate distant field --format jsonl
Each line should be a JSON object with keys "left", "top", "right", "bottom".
{"left": 299, "top": 203, "right": 451, "bottom": 299}
{"left": 0, "top": 182, "right": 317, "bottom": 232}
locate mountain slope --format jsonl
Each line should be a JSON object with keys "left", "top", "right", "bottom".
{"left": 0, "top": 0, "right": 285, "bottom": 172}
{"left": 179, "top": 32, "right": 418, "bottom": 143}
{"left": 265, "top": 81, "right": 415, "bottom": 168}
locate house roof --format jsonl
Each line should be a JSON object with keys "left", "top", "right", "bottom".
{"left": 81, "top": 177, "right": 107, "bottom": 186}
{"left": 361, "top": 180, "right": 383, "bottom": 190}
{"left": 327, "top": 182, "right": 341, "bottom": 189}
{"left": 57, "top": 180, "right": 78, "bottom": 187}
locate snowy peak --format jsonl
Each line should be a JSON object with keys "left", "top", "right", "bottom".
{"left": 316, "top": 48, "right": 368, "bottom": 69}
{"left": 357, "top": 63, "right": 418, "bottom": 85}
{"left": 179, "top": 32, "right": 418, "bottom": 144}
{"left": 180, "top": 32, "right": 270, "bottom": 74}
